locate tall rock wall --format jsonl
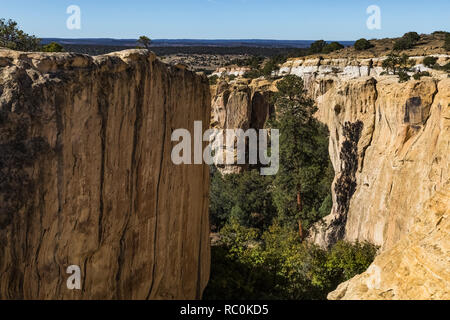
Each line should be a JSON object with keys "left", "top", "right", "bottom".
{"left": 210, "top": 68, "right": 449, "bottom": 299}
{"left": 309, "top": 76, "right": 449, "bottom": 251}
{"left": 210, "top": 79, "right": 274, "bottom": 174}
{"left": 0, "top": 49, "right": 211, "bottom": 299}
{"left": 329, "top": 180, "right": 449, "bottom": 300}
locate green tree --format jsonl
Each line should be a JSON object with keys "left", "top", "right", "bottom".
{"left": 323, "top": 42, "right": 344, "bottom": 54}
{"left": 394, "top": 32, "right": 420, "bottom": 51}
{"left": 382, "top": 52, "right": 414, "bottom": 76}
{"left": 269, "top": 75, "right": 334, "bottom": 231}
{"left": 0, "top": 18, "right": 41, "bottom": 51}
{"left": 209, "top": 168, "right": 276, "bottom": 230}
{"left": 354, "top": 38, "right": 373, "bottom": 51}
{"left": 204, "top": 222, "right": 378, "bottom": 300}
{"left": 309, "top": 40, "right": 327, "bottom": 54}
{"left": 42, "top": 42, "right": 64, "bottom": 52}
{"left": 423, "top": 56, "right": 438, "bottom": 68}
{"left": 137, "top": 35, "right": 151, "bottom": 49}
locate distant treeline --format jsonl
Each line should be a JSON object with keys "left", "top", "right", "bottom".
{"left": 61, "top": 44, "right": 310, "bottom": 57}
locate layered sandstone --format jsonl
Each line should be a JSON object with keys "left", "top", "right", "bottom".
{"left": 310, "top": 75, "right": 449, "bottom": 300}
{"left": 277, "top": 55, "right": 450, "bottom": 80}
{"left": 0, "top": 49, "right": 211, "bottom": 299}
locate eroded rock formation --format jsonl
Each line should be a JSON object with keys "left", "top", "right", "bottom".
{"left": 310, "top": 77, "right": 449, "bottom": 251}
{"left": 210, "top": 63, "right": 449, "bottom": 299}
{"left": 328, "top": 180, "right": 449, "bottom": 300}
{"left": 0, "top": 49, "right": 211, "bottom": 300}
{"left": 210, "top": 79, "right": 274, "bottom": 174}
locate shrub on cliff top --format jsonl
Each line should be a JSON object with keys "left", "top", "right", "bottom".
{"left": 322, "top": 42, "right": 344, "bottom": 54}
{"left": 309, "top": 40, "right": 327, "bottom": 54}
{"left": 423, "top": 56, "right": 438, "bottom": 68}
{"left": 354, "top": 38, "right": 374, "bottom": 51}
{"left": 42, "top": 42, "right": 64, "bottom": 52}
{"left": 394, "top": 32, "right": 420, "bottom": 51}
{"left": 413, "top": 71, "right": 430, "bottom": 80}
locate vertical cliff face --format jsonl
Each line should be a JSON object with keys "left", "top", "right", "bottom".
{"left": 210, "top": 79, "right": 274, "bottom": 174}
{"left": 329, "top": 180, "right": 449, "bottom": 300}
{"left": 310, "top": 76, "right": 449, "bottom": 251}
{"left": 308, "top": 75, "right": 449, "bottom": 300}
{"left": 209, "top": 66, "right": 449, "bottom": 299}
{"left": 0, "top": 49, "right": 211, "bottom": 300}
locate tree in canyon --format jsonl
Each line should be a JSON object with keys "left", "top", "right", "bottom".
{"left": 269, "top": 75, "right": 333, "bottom": 232}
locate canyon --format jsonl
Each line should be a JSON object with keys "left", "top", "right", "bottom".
{"left": 210, "top": 56, "right": 449, "bottom": 299}
{"left": 0, "top": 48, "right": 211, "bottom": 299}
{"left": 0, "top": 45, "right": 448, "bottom": 300}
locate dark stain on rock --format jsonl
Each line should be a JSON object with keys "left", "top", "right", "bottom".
{"left": 332, "top": 120, "right": 364, "bottom": 240}
{"left": 404, "top": 97, "right": 422, "bottom": 125}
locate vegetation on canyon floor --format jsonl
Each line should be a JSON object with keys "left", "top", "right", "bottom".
{"left": 205, "top": 75, "right": 378, "bottom": 300}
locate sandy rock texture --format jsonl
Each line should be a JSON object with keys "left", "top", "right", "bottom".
{"left": 210, "top": 79, "right": 274, "bottom": 174}
{"left": 209, "top": 68, "right": 449, "bottom": 299}
{"left": 307, "top": 75, "right": 449, "bottom": 300}
{"left": 309, "top": 77, "right": 449, "bottom": 251}
{"left": 329, "top": 180, "right": 449, "bottom": 300}
{"left": 0, "top": 49, "right": 211, "bottom": 299}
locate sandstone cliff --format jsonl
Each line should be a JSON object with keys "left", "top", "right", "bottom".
{"left": 309, "top": 76, "right": 449, "bottom": 251}
{"left": 309, "top": 73, "right": 449, "bottom": 300}
{"left": 210, "top": 61, "right": 449, "bottom": 299}
{"left": 329, "top": 180, "right": 449, "bottom": 300}
{"left": 0, "top": 49, "right": 211, "bottom": 299}
{"left": 210, "top": 79, "right": 274, "bottom": 174}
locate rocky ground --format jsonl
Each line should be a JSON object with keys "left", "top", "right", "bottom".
{"left": 160, "top": 53, "right": 250, "bottom": 74}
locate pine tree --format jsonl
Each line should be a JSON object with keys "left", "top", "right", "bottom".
{"left": 269, "top": 75, "right": 333, "bottom": 231}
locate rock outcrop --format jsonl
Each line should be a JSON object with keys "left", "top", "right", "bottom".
{"left": 210, "top": 60, "right": 449, "bottom": 299}
{"left": 0, "top": 49, "right": 211, "bottom": 299}
{"left": 309, "top": 76, "right": 449, "bottom": 251}
{"left": 210, "top": 79, "right": 274, "bottom": 174}
{"left": 310, "top": 74, "right": 449, "bottom": 300}
{"left": 276, "top": 55, "right": 450, "bottom": 81}
{"left": 329, "top": 180, "right": 449, "bottom": 300}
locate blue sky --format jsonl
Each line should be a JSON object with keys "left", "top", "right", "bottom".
{"left": 1, "top": 0, "right": 449, "bottom": 40}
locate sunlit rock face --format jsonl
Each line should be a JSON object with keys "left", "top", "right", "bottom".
{"left": 210, "top": 79, "right": 274, "bottom": 174}
{"left": 329, "top": 180, "right": 450, "bottom": 300}
{"left": 0, "top": 49, "right": 211, "bottom": 300}
{"left": 209, "top": 63, "right": 450, "bottom": 299}
{"left": 307, "top": 75, "right": 449, "bottom": 300}
{"left": 309, "top": 76, "right": 449, "bottom": 252}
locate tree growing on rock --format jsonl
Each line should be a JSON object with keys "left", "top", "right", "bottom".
{"left": 137, "top": 35, "right": 151, "bottom": 49}
{"left": 42, "top": 42, "right": 64, "bottom": 52}
{"left": 382, "top": 52, "right": 414, "bottom": 82}
{"left": 354, "top": 38, "right": 374, "bottom": 51}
